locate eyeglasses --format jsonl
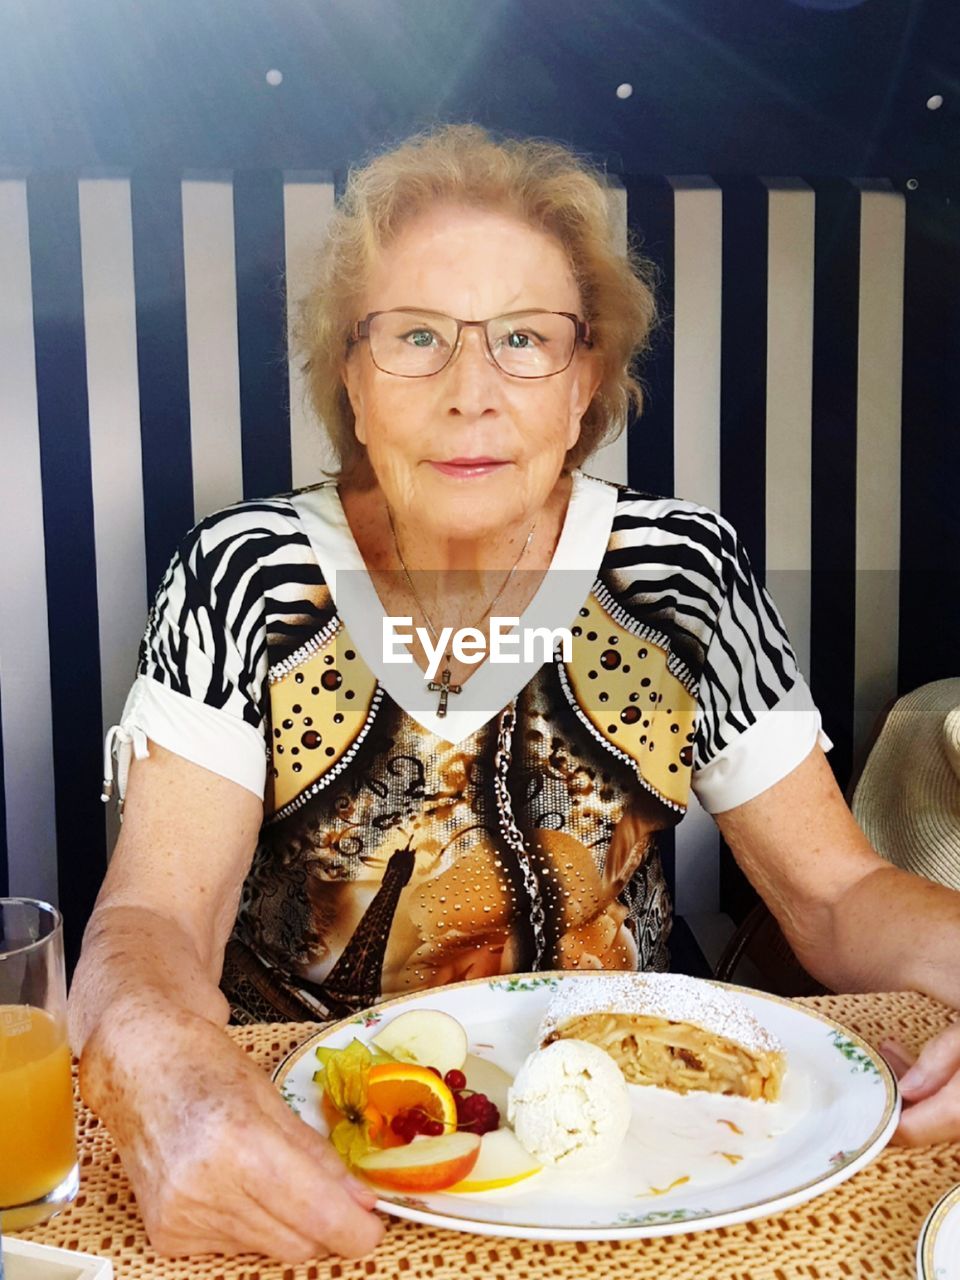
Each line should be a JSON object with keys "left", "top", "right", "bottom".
{"left": 348, "top": 308, "right": 592, "bottom": 379}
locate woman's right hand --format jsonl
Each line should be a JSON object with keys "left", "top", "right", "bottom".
{"left": 80, "top": 999, "right": 385, "bottom": 1261}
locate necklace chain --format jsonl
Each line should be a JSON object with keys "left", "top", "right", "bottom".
{"left": 386, "top": 507, "right": 537, "bottom": 649}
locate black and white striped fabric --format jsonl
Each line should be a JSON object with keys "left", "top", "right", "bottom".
{"left": 607, "top": 498, "right": 804, "bottom": 770}
{"left": 0, "top": 171, "right": 932, "bottom": 971}
{"left": 139, "top": 499, "right": 323, "bottom": 735}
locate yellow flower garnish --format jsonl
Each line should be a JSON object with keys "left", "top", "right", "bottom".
{"left": 312, "top": 1039, "right": 376, "bottom": 1166}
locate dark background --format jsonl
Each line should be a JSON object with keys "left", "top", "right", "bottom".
{"left": 0, "top": 0, "right": 958, "bottom": 181}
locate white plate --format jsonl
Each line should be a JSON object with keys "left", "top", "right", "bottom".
{"left": 272, "top": 972, "right": 899, "bottom": 1241}
{"left": 917, "top": 1183, "right": 960, "bottom": 1280}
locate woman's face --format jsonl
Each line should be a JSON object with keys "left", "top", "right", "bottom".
{"left": 342, "top": 204, "right": 600, "bottom": 539}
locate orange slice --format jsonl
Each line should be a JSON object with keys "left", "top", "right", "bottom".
{"left": 321, "top": 1062, "right": 458, "bottom": 1148}
{"left": 365, "top": 1063, "right": 458, "bottom": 1132}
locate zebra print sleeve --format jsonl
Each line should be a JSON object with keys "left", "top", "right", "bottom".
{"left": 108, "top": 499, "right": 318, "bottom": 797}
{"left": 693, "top": 516, "right": 804, "bottom": 767}
{"left": 689, "top": 512, "right": 829, "bottom": 811}
{"left": 608, "top": 489, "right": 827, "bottom": 812}
{"left": 140, "top": 504, "right": 283, "bottom": 732}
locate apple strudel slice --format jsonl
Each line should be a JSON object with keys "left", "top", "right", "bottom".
{"left": 539, "top": 973, "right": 785, "bottom": 1102}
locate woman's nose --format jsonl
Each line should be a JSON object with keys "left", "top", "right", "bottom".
{"left": 441, "top": 325, "right": 502, "bottom": 414}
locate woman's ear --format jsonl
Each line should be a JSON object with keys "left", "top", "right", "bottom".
{"left": 341, "top": 357, "right": 367, "bottom": 446}
{"left": 567, "top": 352, "right": 603, "bottom": 449}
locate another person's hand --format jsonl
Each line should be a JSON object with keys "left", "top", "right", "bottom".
{"left": 80, "top": 1001, "right": 384, "bottom": 1260}
{"left": 882, "top": 1023, "right": 960, "bottom": 1145}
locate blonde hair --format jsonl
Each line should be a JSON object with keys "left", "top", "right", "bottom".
{"left": 297, "top": 124, "right": 658, "bottom": 472}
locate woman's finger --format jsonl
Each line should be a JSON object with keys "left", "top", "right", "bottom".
{"left": 240, "top": 1125, "right": 384, "bottom": 1259}
{"left": 891, "top": 1075, "right": 960, "bottom": 1147}
{"left": 152, "top": 1207, "right": 324, "bottom": 1263}
{"left": 879, "top": 1037, "right": 916, "bottom": 1079}
{"left": 273, "top": 1106, "right": 380, "bottom": 1208}
{"left": 344, "top": 1172, "right": 381, "bottom": 1211}
{"left": 897, "top": 1023, "right": 960, "bottom": 1102}
{"left": 285, "top": 1125, "right": 381, "bottom": 1212}
{"left": 219, "top": 1200, "right": 329, "bottom": 1263}
{"left": 141, "top": 1163, "right": 330, "bottom": 1262}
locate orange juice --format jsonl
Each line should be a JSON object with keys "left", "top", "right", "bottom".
{"left": 0, "top": 1005, "right": 77, "bottom": 1206}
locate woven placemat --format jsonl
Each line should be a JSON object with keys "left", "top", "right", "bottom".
{"left": 14, "top": 992, "right": 960, "bottom": 1280}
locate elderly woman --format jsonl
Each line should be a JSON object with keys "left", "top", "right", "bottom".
{"left": 70, "top": 126, "right": 960, "bottom": 1261}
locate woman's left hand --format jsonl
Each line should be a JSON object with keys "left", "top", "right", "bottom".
{"left": 882, "top": 1023, "right": 960, "bottom": 1145}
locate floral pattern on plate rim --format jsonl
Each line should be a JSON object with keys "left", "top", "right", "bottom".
{"left": 828, "top": 1029, "right": 881, "bottom": 1078}
{"left": 613, "top": 1207, "right": 712, "bottom": 1228}
{"left": 490, "top": 976, "right": 560, "bottom": 993}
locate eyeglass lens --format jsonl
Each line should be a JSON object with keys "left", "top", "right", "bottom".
{"left": 367, "top": 311, "right": 578, "bottom": 378}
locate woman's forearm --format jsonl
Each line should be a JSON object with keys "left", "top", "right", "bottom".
{"left": 68, "top": 903, "right": 231, "bottom": 1058}
{"left": 817, "top": 863, "right": 960, "bottom": 1003}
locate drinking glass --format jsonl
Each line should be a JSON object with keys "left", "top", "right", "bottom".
{"left": 0, "top": 900, "right": 78, "bottom": 1229}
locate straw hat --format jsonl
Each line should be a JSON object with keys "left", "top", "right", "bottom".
{"left": 852, "top": 678, "right": 960, "bottom": 891}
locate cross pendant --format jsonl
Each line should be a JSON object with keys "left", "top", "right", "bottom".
{"left": 427, "top": 662, "right": 462, "bottom": 718}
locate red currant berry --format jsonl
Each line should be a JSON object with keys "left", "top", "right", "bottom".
{"left": 408, "top": 1107, "right": 430, "bottom": 1133}
{"left": 462, "top": 1093, "right": 487, "bottom": 1119}
{"left": 480, "top": 1103, "right": 501, "bottom": 1134}
{"left": 444, "top": 1068, "right": 467, "bottom": 1091}
{"left": 423, "top": 1119, "right": 445, "bottom": 1137}
{"left": 390, "top": 1112, "right": 417, "bottom": 1144}
{"left": 426, "top": 1066, "right": 442, "bottom": 1078}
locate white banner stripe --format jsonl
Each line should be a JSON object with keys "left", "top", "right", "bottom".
{"left": 854, "top": 183, "right": 904, "bottom": 754}
{"left": 671, "top": 179, "right": 722, "bottom": 912}
{"left": 283, "top": 177, "right": 337, "bottom": 487}
{"left": 182, "top": 177, "right": 244, "bottom": 520}
{"left": 0, "top": 180, "right": 59, "bottom": 902}
{"left": 671, "top": 178, "right": 722, "bottom": 512}
{"left": 79, "top": 176, "right": 148, "bottom": 859}
{"left": 764, "top": 179, "right": 815, "bottom": 678}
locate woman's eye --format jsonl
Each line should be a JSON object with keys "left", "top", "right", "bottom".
{"left": 402, "top": 328, "right": 437, "bottom": 348}
{"left": 504, "top": 329, "right": 545, "bottom": 350}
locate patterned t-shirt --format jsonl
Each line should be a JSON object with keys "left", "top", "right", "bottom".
{"left": 110, "top": 471, "right": 829, "bottom": 1022}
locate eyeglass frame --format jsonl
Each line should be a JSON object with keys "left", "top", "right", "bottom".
{"left": 347, "top": 307, "right": 593, "bottom": 379}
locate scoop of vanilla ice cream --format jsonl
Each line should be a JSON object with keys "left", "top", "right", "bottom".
{"left": 507, "top": 1038, "right": 632, "bottom": 1170}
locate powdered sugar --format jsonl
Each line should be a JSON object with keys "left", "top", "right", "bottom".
{"left": 538, "top": 972, "right": 783, "bottom": 1056}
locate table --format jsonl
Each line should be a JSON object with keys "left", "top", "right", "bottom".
{"left": 15, "top": 992, "right": 960, "bottom": 1280}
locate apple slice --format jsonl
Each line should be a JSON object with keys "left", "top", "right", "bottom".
{"left": 461, "top": 1054, "right": 514, "bottom": 1116}
{"left": 448, "top": 1128, "right": 543, "bottom": 1193}
{"left": 371, "top": 1009, "right": 468, "bottom": 1077}
{"left": 355, "top": 1131, "right": 481, "bottom": 1192}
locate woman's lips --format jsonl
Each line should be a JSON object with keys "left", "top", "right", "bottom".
{"left": 427, "top": 458, "right": 510, "bottom": 478}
